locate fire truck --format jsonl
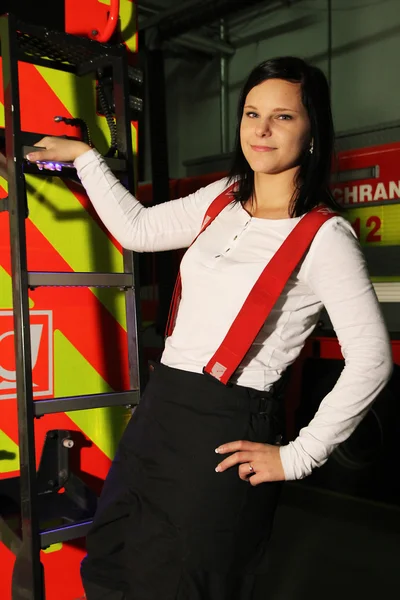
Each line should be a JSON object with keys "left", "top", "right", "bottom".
{"left": 1, "top": 2, "right": 400, "bottom": 599}
{"left": 0, "top": 2, "right": 141, "bottom": 598}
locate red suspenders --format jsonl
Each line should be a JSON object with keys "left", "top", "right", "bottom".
{"left": 166, "top": 185, "right": 337, "bottom": 385}
{"left": 165, "top": 184, "right": 236, "bottom": 337}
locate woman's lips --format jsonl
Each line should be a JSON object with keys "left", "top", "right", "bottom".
{"left": 250, "top": 145, "right": 276, "bottom": 152}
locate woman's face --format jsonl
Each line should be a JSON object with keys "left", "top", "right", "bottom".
{"left": 240, "top": 78, "right": 311, "bottom": 175}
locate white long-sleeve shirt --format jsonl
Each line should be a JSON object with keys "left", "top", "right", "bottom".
{"left": 74, "top": 149, "right": 393, "bottom": 481}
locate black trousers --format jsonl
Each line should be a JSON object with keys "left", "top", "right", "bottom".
{"left": 81, "top": 363, "right": 284, "bottom": 600}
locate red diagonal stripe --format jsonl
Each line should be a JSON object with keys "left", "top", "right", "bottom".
{"left": 0, "top": 216, "right": 130, "bottom": 393}
{"left": 19, "top": 62, "right": 80, "bottom": 138}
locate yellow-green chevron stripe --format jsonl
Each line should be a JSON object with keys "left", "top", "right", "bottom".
{"left": 55, "top": 330, "right": 129, "bottom": 460}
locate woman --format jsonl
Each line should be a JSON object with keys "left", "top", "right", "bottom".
{"left": 28, "top": 57, "right": 392, "bottom": 600}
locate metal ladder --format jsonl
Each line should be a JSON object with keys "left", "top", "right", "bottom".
{"left": 0, "top": 14, "right": 141, "bottom": 600}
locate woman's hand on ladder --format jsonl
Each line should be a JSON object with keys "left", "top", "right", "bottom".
{"left": 26, "top": 136, "right": 91, "bottom": 167}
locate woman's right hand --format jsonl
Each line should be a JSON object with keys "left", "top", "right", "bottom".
{"left": 26, "top": 136, "right": 92, "bottom": 165}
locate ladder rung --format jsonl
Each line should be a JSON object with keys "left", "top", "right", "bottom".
{"left": 28, "top": 272, "right": 134, "bottom": 288}
{"left": 34, "top": 391, "right": 139, "bottom": 416}
{"left": 373, "top": 282, "right": 400, "bottom": 303}
{"left": 40, "top": 519, "right": 92, "bottom": 548}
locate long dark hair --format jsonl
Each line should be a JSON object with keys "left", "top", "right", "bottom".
{"left": 228, "top": 56, "right": 341, "bottom": 217}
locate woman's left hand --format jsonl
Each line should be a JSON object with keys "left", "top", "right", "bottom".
{"left": 215, "top": 440, "right": 286, "bottom": 484}
{"left": 26, "top": 136, "right": 91, "bottom": 166}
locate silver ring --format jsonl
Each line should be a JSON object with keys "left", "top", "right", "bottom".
{"left": 249, "top": 464, "right": 254, "bottom": 473}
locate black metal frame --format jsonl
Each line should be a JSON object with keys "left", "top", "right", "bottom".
{"left": 1, "top": 14, "right": 42, "bottom": 600}
{"left": 144, "top": 34, "right": 177, "bottom": 336}
{"left": 139, "top": 0, "right": 272, "bottom": 40}
{"left": 0, "top": 13, "right": 142, "bottom": 600}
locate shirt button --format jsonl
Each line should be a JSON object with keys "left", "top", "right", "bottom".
{"left": 225, "top": 248, "right": 230, "bottom": 252}
{"left": 233, "top": 235, "right": 238, "bottom": 240}
{"left": 215, "top": 254, "right": 221, "bottom": 258}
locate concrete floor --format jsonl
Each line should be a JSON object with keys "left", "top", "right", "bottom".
{"left": 261, "top": 483, "right": 400, "bottom": 600}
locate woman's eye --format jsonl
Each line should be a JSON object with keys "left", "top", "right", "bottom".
{"left": 277, "top": 114, "right": 292, "bottom": 120}
{"left": 246, "top": 111, "right": 258, "bottom": 118}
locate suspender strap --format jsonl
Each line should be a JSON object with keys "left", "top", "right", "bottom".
{"left": 204, "top": 207, "right": 337, "bottom": 384}
{"left": 165, "top": 183, "right": 337, "bottom": 385}
{"left": 165, "top": 184, "right": 236, "bottom": 337}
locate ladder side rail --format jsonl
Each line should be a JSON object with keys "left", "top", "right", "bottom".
{"left": 113, "top": 53, "right": 144, "bottom": 393}
{"left": 0, "top": 13, "right": 44, "bottom": 600}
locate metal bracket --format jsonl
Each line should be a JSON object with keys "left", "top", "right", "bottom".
{"left": 37, "top": 430, "right": 74, "bottom": 494}
{"left": 0, "top": 197, "right": 9, "bottom": 212}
